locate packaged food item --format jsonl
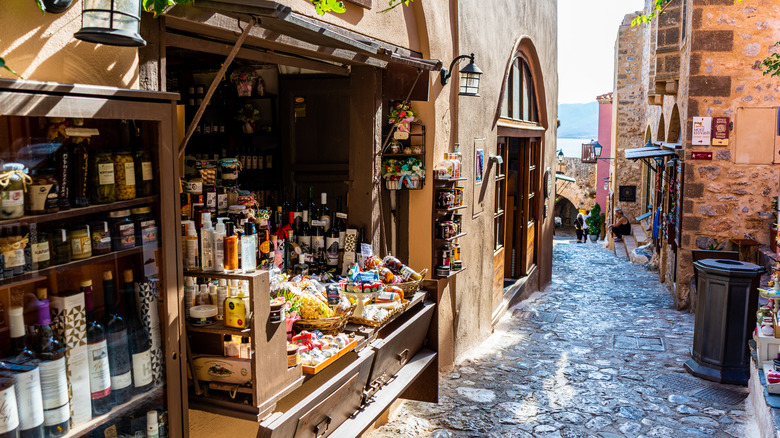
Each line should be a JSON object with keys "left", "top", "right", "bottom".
{"left": 108, "top": 209, "right": 136, "bottom": 251}
{"left": 90, "top": 151, "right": 115, "bottom": 204}
{"left": 0, "top": 163, "right": 28, "bottom": 219}
{"left": 51, "top": 228, "right": 72, "bottom": 265}
{"left": 30, "top": 232, "right": 51, "bottom": 270}
{"left": 379, "top": 268, "right": 394, "bottom": 283}
{"left": 68, "top": 225, "right": 92, "bottom": 260}
{"left": 113, "top": 150, "right": 136, "bottom": 200}
{"left": 133, "top": 148, "right": 153, "bottom": 197}
{"left": 89, "top": 221, "right": 112, "bottom": 255}
{"left": 131, "top": 207, "right": 157, "bottom": 247}
{"left": 26, "top": 169, "right": 59, "bottom": 215}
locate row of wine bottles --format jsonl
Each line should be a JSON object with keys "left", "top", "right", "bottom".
{"left": 0, "top": 269, "right": 156, "bottom": 438}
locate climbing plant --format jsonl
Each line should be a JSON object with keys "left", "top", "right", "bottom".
{"left": 0, "top": 58, "right": 23, "bottom": 79}
{"left": 632, "top": 0, "right": 741, "bottom": 26}
{"left": 762, "top": 42, "right": 780, "bottom": 77}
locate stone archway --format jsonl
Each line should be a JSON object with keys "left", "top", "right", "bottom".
{"left": 554, "top": 195, "right": 578, "bottom": 227}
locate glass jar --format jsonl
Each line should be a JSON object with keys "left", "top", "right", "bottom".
{"left": 219, "top": 158, "right": 241, "bottom": 188}
{"left": 134, "top": 148, "right": 153, "bottom": 197}
{"left": 228, "top": 205, "right": 249, "bottom": 228}
{"left": 26, "top": 168, "right": 59, "bottom": 215}
{"left": 90, "top": 151, "right": 116, "bottom": 204}
{"left": 113, "top": 150, "right": 136, "bottom": 200}
{"left": 0, "top": 163, "right": 27, "bottom": 219}
{"left": 183, "top": 177, "right": 203, "bottom": 196}
{"left": 68, "top": 225, "right": 92, "bottom": 260}
{"left": 131, "top": 207, "right": 157, "bottom": 247}
{"left": 90, "top": 221, "right": 112, "bottom": 255}
{"left": 30, "top": 232, "right": 51, "bottom": 270}
{"left": 51, "top": 228, "right": 72, "bottom": 266}
{"left": 108, "top": 209, "right": 136, "bottom": 251}
{"left": 0, "top": 230, "right": 27, "bottom": 277}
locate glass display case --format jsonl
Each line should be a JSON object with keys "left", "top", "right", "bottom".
{"left": 0, "top": 80, "right": 183, "bottom": 438}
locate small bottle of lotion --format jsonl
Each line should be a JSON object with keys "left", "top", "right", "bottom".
{"left": 213, "top": 218, "right": 226, "bottom": 272}
{"left": 200, "top": 213, "right": 214, "bottom": 271}
{"left": 184, "top": 221, "right": 199, "bottom": 271}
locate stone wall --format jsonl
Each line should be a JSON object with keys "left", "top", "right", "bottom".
{"left": 557, "top": 158, "right": 597, "bottom": 212}
{"left": 611, "top": 12, "right": 646, "bottom": 223}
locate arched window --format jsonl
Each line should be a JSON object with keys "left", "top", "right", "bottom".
{"left": 500, "top": 57, "right": 539, "bottom": 123}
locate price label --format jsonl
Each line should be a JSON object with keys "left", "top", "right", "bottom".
{"left": 360, "top": 243, "right": 373, "bottom": 257}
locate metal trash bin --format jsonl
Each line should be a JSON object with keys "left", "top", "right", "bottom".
{"left": 684, "top": 259, "right": 763, "bottom": 385}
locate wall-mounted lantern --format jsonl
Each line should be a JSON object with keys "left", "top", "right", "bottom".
{"left": 42, "top": 0, "right": 75, "bottom": 13}
{"left": 556, "top": 149, "right": 564, "bottom": 163}
{"left": 440, "top": 53, "right": 483, "bottom": 97}
{"left": 75, "top": 0, "right": 146, "bottom": 47}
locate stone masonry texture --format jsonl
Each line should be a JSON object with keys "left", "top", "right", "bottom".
{"left": 365, "top": 236, "right": 758, "bottom": 438}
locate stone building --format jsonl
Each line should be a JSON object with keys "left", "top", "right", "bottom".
{"left": 611, "top": 0, "right": 780, "bottom": 310}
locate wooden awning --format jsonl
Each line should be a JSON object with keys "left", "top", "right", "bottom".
{"left": 164, "top": 0, "right": 441, "bottom": 72}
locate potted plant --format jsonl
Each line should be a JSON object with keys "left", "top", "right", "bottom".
{"left": 230, "top": 68, "right": 258, "bottom": 97}
{"left": 236, "top": 104, "right": 261, "bottom": 134}
{"left": 388, "top": 101, "right": 415, "bottom": 136}
{"left": 586, "top": 203, "right": 603, "bottom": 242}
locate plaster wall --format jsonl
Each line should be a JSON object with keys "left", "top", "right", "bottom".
{"left": 452, "top": 0, "right": 558, "bottom": 358}
{"left": 596, "top": 99, "right": 613, "bottom": 209}
{"left": 0, "top": 1, "right": 139, "bottom": 87}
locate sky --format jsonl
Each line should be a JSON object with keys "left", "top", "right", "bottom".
{"left": 558, "top": 0, "right": 646, "bottom": 104}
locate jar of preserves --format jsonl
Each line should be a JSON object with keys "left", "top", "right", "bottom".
{"left": 26, "top": 168, "right": 59, "bottom": 215}
{"left": 90, "top": 221, "right": 112, "bottom": 255}
{"left": 0, "top": 229, "right": 27, "bottom": 277}
{"left": 0, "top": 163, "right": 29, "bottom": 219}
{"left": 134, "top": 148, "right": 153, "bottom": 197}
{"left": 68, "top": 225, "right": 92, "bottom": 260}
{"left": 183, "top": 177, "right": 203, "bottom": 196}
{"left": 113, "top": 150, "right": 136, "bottom": 200}
{"left": 51, "top": 228, "right": 72, "bottom": 266}
{"left": 219, "top": 158, "right": 241, "bottom": 188}
{"left": 131, "top": 207, "right": 157, "bottom": 247}
{"left": 228, "top": 205, "right": 249, "bottom": 228}
{"left": 108, "top": 209, "right": 136, "bottom": 251}
{"left": 30, "top": 232, "right": 51, "bottom": 270}
{"left": 90, "top": 151, "right": 115, "bottom": 204}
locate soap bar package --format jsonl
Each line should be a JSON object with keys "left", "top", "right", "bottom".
{"left": 49, "top": 291, "right": 91, "bottom": 426}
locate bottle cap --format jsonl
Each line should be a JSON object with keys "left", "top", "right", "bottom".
{"left": 37, "top": 300, "right": 51, "bottom": 326}
{"left": 36, "top": 288, "right": 47, "bottom": 300}
{"left": 79, "top": 280, "right": 92, "bottom": 288}
{"left": 226, "top": 222, "right": 235, "bottom": 237}
{"left": 215, "top": 219, "right": 226, "bottom": 234}
{"left": 147, "top": 411, "right": 159, "bottom": 431}
{"left": 244, "top": 222, "right": 255, "bottom": 236}
{"left": 224, "top": 334, "right": 231, "bottom": 342}
{"left": 103, "top": 270, "right": 113, "bottom": 281}
{"left": 202, "top": 212, "right": 212, "bottom": 228}
{"left": 187, "top": 223, "right": 197, "bottom": 237}
{"left": 124, "top": 269, "right": 133, "bottom": 283}
{"left": 185, "top": 276, "right": 194, "bottom": 287}
{"left": 219, "top": 278, "right": 227, "bottom": 287}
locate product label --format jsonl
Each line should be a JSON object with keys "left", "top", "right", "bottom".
{"left": 92, "top": 232, "right": 111, "bottom": 250}
{"left": 1, "top": 190, "right": 23, "bottom": 207}
{"left": 142, "top": 226, "right": 158, "bottom": 245}
{"left": 311, "top": 220, "right": 326, "bottom": 228}
{"left": 206, "top": 192, "right": 217, "bottom": 208}
{"left": 251, "top": 156, "right": 258, "bottom": 170}
{"left": 119, "top": 223, "right": 136, "bottom": 248}
{"left": 335, "top": 212, "right": 347, "bottom": 219}
{"left": 141, "top": 162, "right": 153, "bottom": 181}
{"left": 221, "top": 171, "right": 238, "bottom": 181}
{"left": 338, "top": 231, "right": 346, "bottom": 249}
{"left": 132, "top": 350, "right": 153, "bottom": 388}
{"left": 107, "top": 330, "right": 132, "bottom": 391}
{"left": 29, "top": 184, "right": 56, "bottom": 211}
{"left": 124, "top": 163, "right": 136, "bottom": 186}
{"left": 312, "top": 235, "right": 325, "bottom": 250}
{"left": 88, "top": 340, "right": 111, "bottom": 399}
{"left": 185, "top": 238, "right": 199, "bottom": 269}
{"left": 257, "top": 156, "right": 264, "bottom": 170}
{"left": 183, "top": 181, "right": 202, "bottom": 194}
{"left": 15, "top": 368, "right": 44, "bottom": 430}
{"left": 32, "top": 242, "right": 50, "bottom": 263}
{"left": 325, "top": 237, "right": 339, "bottom": 266}
{"left": 0, "top": 384, "right": 20, "bottom": 433}
{"left": 265, "top": 156, "right": 273, "bottom": 169}
{"left": 71, "top": 235, "right": 92, "bottom": 257}
{"left": 3, "top": 249, "right": 22, "bottom": 268}
{"left": 43, "top": 404, "right": 69, "bottom": 426}
{"left": 38, "top": 358, "right": 69, "bottom": 410}
{"left": 98, "top": 163, "right": 115, "bottom": 185}
{"left": 320, "top": 215, "right": 331, "bottom": 232}
{"left": 259, "top": 240, "right": 270, "bottom": 255}
{"left": 217, "top": 194, "right": 228, "bottom": 213}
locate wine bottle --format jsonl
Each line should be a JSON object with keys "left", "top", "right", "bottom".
{"left": 296, "top": 211, "right": 311, "bottom": 254}
{"left": 0, "top": 374, "right": 20, "bottom": 438}
{"left": 325, "top": 222, "right": 339, "bottom": 268}
{"left": 82, "top": 280, "right": 112, "bottom": 415}
{"left": 103, "top": 271, "right": 132, "bottom": 406}
{"left": 319, "top": 193, "right": 331, "bottom": 232}
{"left": 281, "top": 188, "right": 291, "bottom": 225}
{"left": 311, "top": 218, "right": 325, "bottom": 261}
{"left": 123, "top": 270, "right": 153, "bottom": 395}
{"left": 7, "top": 307, "right": 33, "bottom": 361}
{"left": 0, "top": 361, "right": 43, "bottom": 438}
{"left": 293, "top": 187, "right": 303, "bottom": 231}
{"left": 32, "top": 289, "right": 69, "bottom": 437}
{"left": 307, "top": 186, "right": 316, "bottom": 226}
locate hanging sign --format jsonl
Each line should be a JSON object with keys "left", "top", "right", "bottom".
{"left": 692, "top": 117, "right": 712, "bottom": 145}
{"left": 711, "top": 117, "right": 729, "bottom": 146}
{"left": 690, "top": 151, "right": 713, "bottom": 160}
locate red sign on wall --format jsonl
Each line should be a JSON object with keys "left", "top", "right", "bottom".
{"left": 691, "top": 151, "right": 713, "bottom": 160}
{"left": 712, "top": 117, "right": 730, "bottom": 146}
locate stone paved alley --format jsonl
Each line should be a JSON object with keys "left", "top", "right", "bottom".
{"left": 366, "top": 234, "right": 761, "bottom": 438}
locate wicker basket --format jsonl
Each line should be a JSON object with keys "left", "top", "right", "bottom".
{"left": 349, "top": 299, "right": 409, "bottom": 327}
{"left": 394, "top": 268, "right": 428, "bottom": 299}
{"left": 293, "top": 304, "right": 355, "bottom": 335}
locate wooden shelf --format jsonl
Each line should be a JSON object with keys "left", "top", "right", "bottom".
{"left": 436, "top": 205, "right": 467, "bottom": 213}
{"left": 0, "top": 246, "right": 143, "bottom": 289}
{"left": 435, "top": 267, "right": 466, "bottom": 278}
{"left": 435, "top": 232, "right": 467, "bottom": 242}
{"left": 382, "top": 153, "right": 424, "bottom": 158}
{"left": 187, "top": 320, "right": 251, "bottom": 336}
{"left": 184, "top": 269, "right": 267, "bottom": 279}
{"left": 0, "top": 196, "right": 159, "bottom": 228}
{"left": 434, "top": 177, "right": 468, "bottom": 183}
{"left": 64, "top": 385, "right": 164, "bottom": 438}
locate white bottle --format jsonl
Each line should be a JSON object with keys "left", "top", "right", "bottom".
{"left": 213, "top": 218, "right": 226, "bottom": 272}
{"left": 184, "top": 277, "right": 195, "bottom": 318}
{"left": 216, "top": 279, "right": 228, "bottom": 320}
{"left": 240, "top": 223, "right": 257, "bottom": 273}
{"left": 184, "top": 222, "right": 199, "bottom": 271}
{"left": 200, "top": 213, "right": 215, "bottom": 271}
{"left": 146, "top": 410, "right": 159, "bottom": 438}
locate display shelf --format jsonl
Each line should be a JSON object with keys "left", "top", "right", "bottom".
{"left": 0, "top": 246, "right": 143, "bottom": 289}
{"left": 302, "top": 337, "right": 358, "bottom": 375}
{"left": 435, "top": 232, "right": 467, "bottom": 242}
{"left": 184, "top": 269, "right": 267, "bottom": 280}
{"left": 435, "top": 267, "right": 466, "bottom": 278}
{"left": 382, "top": 153, "right": 424, "bottom": 158}
{"left": 434, "top": 177, "right": 468, "bottom": 183}
{"left": 187, "top": 320, "right": 251, "bottom": 336}
{"left": 0, "top": 196, "right": 159, "bottom": 228}
{"left": 64, "top": 385, "right": 164, "bottom": 438}
{"left": 436, "top": 205, "right": 467, "bottom": 213}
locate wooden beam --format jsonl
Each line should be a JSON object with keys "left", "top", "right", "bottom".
{"left": 165, "top": 33, "right": 349, "bottom": 76}
{"left": 177, "top": 17, "right": 256, "bottom": 157}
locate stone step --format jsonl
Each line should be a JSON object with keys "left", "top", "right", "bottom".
{"left": 631, "top": 224, "right": 649, "bottom": 246}
{"left": 624, "top": 235, "right": 638, "bottom": 262}
{"left": 614, "top": 239, "right": 629, "bottom": 260}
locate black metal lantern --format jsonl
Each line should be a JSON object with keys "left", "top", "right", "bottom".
{"left": 42, "top": 0, "right": 75, "bottom": 13}
{"left": 441, "top": 53, "right": 483, "bottom": 97}
{"left": 556, "top": 149, "right": 564, "bottom": 163}
{"left": 74, "top": 0, "right": 146, "bottom": 47}
{"left": 592, "top": 141, "right": 603, "bottom": 159}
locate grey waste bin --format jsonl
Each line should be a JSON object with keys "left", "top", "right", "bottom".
{"left": 684, "top": 259, "right": 763, "bottom": 385}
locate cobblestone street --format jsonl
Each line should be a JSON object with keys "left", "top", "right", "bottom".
{"left": 367, "top": 235, "right": 761, "bottom": 438}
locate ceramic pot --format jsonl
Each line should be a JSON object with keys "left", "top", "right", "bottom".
{"left": 236, "top": 80, "right": 255, "bottom": 97}
{"left": 242, "top": 122, "right": 254, "bottom": 134}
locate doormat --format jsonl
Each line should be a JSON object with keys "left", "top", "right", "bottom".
{"left": 655, "top": 373, "right": 708, "bottom": 392}
{"left": 613, "top": 334, "right": 666, "bottom": 352}
{"left": 692, "top": 386, "right": 748, "bottom": 406}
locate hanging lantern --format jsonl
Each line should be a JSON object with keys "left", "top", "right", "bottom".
{"left": 74, "top": 0, "right": 146, "bottom": 47}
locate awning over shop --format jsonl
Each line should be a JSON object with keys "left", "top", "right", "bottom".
{"left": 164, "top": 0, "right": 442, "bottom": 72}
{"left": 624, "top": 147, "right": 677, "bottom": 160}
{"left": 556, "top": 174, "right": 576, "bottom": 183}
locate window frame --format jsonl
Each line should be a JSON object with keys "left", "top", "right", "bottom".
{"left": 500, "top": 57, "right": 540, "bottom": 124}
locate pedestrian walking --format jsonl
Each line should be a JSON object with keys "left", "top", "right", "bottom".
{"left": 582, "top": 209, "right": 591, "bottom": 242}
{"left": 609, "top": 208, "right": 631, "bottom": 242}
{"left": 574, "top": 212, "right": 585, "bottom": 243}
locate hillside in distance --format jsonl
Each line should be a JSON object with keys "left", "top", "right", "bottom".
{"left": 558, "top": 101, "right": 598, "bottom": 138}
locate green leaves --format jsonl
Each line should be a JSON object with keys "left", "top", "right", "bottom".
{"left": 632, "top": 0, "right": 741, "bottom": 27}
{"left": 311, "top": 0, "right": 346, "bottom": 15}
{"left": 142, "top": 0, "right": 195, "bottom": 17}
{"left": 761, "top": 42, "right": 780, "bottom": 77}
{"left": 379, "top": 0, "right": 412, "bottom": 13}
{"left": 35, "top": 0, "right": 45, "bottom": 13}
{"left": 0, "top": 58, "right": 24, "bottom": 79}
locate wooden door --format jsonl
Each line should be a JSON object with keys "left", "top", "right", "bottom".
{"left": 493, "top": 138, "right": 507, "bottom": 313}
{"left": 521, "top": 139, "right": 539, "bottom": 274}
